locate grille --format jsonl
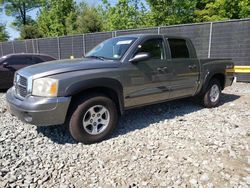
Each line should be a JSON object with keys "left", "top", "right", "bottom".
{"left": 15, "top": 74, "right": 28, "bottom": 98}
{"left": 19, "top": 76, "right": 27, "bottom": 86}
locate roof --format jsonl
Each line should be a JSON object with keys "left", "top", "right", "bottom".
{"left": 113, "top": 34, "right": 189, "bottom": 40}
{"left": 1, "top": 53, "right": 55, "bottom": 59}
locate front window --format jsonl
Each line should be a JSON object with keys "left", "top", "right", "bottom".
{"left": 86, "top": 37, "right": 137, "bottom": 60}
{"left": 136, "top": 39, "right": 165, "bottom": 60}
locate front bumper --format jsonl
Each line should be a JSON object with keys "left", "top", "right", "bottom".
{"left": 6, "top": 87, "right": 71, "bottom": 126}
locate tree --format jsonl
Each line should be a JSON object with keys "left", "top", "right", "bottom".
{"left": 0, "top": 23, "right": 9, "bottom": 42}
{"left": 75, "top": 2, "right": 103, "bottom": 34}
{"left": 37, "top": 0, "right": 77, "bottom": 37}
{"left": 0, "top": 0, "right": 43, "bottom": 29}
{"left": 239, "top": 0, "right": 250, "bottom": 18}
{"left": 146, "top": 0, "right": 197, "bottom": 26}
{"left": 20, "top": 24, "right": 43, "bottom": 39}
{"left": 101, "top": 0, "right": 149, "bottom": 31}
{"left": 194, "top": 0, "right": 250, "bottom": 22}
{"left": 65, "top": 11, "right": 78, "bottom": 35}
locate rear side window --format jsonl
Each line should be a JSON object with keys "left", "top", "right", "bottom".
{"left": 40, "top": 55, "right": 55, "bottom": 62}
{"left": 6, "top": 56, "right": 33, "bottom": 65}
{"left": 168, "top": 39, "right": 190, "bottom": 58}
{"left": 32, "top": 56, "right": 44, "bottom": 64}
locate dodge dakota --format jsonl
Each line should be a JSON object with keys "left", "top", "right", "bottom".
{"left": 6, "top": 34, "right": 234, "bottom": 144}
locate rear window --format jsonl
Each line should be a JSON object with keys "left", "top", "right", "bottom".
{"left": 168, "top": 39, "right": 190, "bottom": 58}
{"left": 40, "top": 55, "right": 55, "bottom": 62}
{"left": 7, "top": 56, "right": 33, "bottom": 65}
{"left": 32, "top": 56, "right": 44, "bottom": 63}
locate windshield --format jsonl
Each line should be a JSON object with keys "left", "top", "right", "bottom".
{"left": 86, "top": 37, "right": 137, "bottom": 60}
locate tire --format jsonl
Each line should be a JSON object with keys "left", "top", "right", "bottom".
{"left": 68, "top": 93, "right": 118, "bottom": 144}
{"left": 202, "top": 79, "right": 222, "bottom": 108}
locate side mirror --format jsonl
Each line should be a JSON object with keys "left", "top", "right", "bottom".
{"left": 3, "top": 62, "right": 9, "bottom": 68}
{"left": 129, "top": 52, "right": 151, "bottom": 63}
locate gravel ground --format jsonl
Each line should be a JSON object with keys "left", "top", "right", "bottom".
{"left": 0, "top": 83, "right": 250, "bottom": 188}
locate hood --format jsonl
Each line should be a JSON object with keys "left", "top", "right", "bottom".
{"left": 18, "top": 58, "right": 120, "bottom": 79}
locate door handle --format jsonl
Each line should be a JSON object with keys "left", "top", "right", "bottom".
{"left": 188, "top": 65, "right": 197, "bottom": 69}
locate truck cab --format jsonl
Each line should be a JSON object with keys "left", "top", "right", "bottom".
{"left": 122, "top": 35, "right": 200, "bottom": 108}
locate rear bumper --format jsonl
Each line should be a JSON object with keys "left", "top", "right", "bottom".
{"left": 6, "top": 87, "right": 71, "bottom": 126}
{"left": 225, "top": 74, "right": 235, "bottom": 88}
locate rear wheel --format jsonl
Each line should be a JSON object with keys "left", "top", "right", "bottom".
{"left": 69, "top": 94, "right": 118, "bottom": 144}
{"left": 202, "top": 79, "right": 222, "bottom": 108}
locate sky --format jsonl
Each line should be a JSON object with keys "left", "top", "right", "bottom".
{"left": 0, "top": 0, "right": 116, "bottom": 40}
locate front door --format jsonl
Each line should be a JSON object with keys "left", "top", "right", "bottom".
{"left": 124, "top": 37, "right": 173, "bottom": 108}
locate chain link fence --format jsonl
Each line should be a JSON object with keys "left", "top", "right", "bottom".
{"left": 0, "top": 19, "right": 249, "bottom": 81}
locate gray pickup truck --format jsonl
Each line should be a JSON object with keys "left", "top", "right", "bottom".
{"left": 6, "top": 34, "right": 234, "bottom": 144}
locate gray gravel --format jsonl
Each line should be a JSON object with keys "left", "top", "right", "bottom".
{"left": 0, "top": 83, "right": 250, "bottom": 188}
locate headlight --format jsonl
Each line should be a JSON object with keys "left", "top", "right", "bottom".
{"left": 32, "top": 78, "right": 58, "bottom": 97}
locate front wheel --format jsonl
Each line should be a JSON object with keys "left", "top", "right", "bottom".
{"left": 69, "top": 94, "right": 118, "bottom": 144}
{"left": 202, "top": 79, "right": 222, "bottom": 108}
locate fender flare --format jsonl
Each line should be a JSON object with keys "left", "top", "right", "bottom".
{"left": 200, "top": 70, "right": 225, "bottom": 95}
{"left": 65, "top": 78, "right": 124, "bottom": 114}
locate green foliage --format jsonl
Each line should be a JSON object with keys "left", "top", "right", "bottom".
{"left": 75, "top": 2, "right": 103, "bottom": 34}
{"left": 2, "top": 0, "right": 250, "bottom": 39}
{"left": 195, "top": 0, "right": 250, "bottom": 22}
{"left": 0, "top": 23, "right": 9, "bottom": 42}
{"left": 101, "top": 0, "right": 149, "bottom": 31}
{"left": 0, "top": 0, "right": 44, "bottom": 29}
{"left": 146, "top": 0, "right": 249, "bottom": 25}
{"left": 146, "top": 0, "right": 197, "bottom": 26}
{"left": 20, "top": 24, "right": 43, "bottom": 39}
{"left": 239, "top": 0, "right": 250, "bottom": 18}
{"left": 65, "top": 11, "right": 78, "bottom": 35}
{"left": 37, "top": 0, "right": 76, "bottom": 37}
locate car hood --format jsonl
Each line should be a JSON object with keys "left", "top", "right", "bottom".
{"left": 18, "top": 58, "right": 121, "bottom": 79}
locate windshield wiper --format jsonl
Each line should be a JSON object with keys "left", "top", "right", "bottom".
{"left": 85, "top": 55, "right": 105, "bottom": 61}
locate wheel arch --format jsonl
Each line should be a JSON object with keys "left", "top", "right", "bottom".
{"left": 200, "top": 72, "right": 225, "bottom": 95}
{"left": 65, "top": 78, "right": 124, "bottom": 115}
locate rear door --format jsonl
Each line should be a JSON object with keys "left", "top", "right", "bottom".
{"left": 166, "top": 38, "right": 199, "bottom": 98}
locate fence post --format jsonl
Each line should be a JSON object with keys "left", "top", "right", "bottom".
{"left": 0, "top": 42, "right": 3, "bottom": 56}
{"left": 83, "top": 34, "right": 86, "bottom": 56}
{"left": 113, "top": 31, "right": 117, "bottom": 37}
{"left": 208, "top": 22, "right": 213, "bottom": 58}
{"left": 32, "top": 39, "right": 35, "bottom": 53}
{"left": 36, "top": 39, "right": 39, "bottom": 53}
{"left": 158, "top": 27, "right": 160, "bottom": 34}
{"left": 12, "top": 41, "right": 15, "bottom": 53}
{"left": 71, "top": 36, "right": 74, "bottom": 58}
{"left": 57, "top": 37, "right": 61, "bottom": 59}
{"left": 25, "top": 40, "right": 28, "bottom": 53}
